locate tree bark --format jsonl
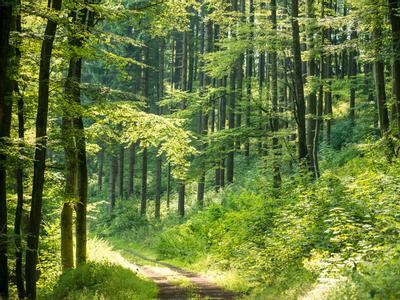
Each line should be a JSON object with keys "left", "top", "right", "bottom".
{"left": 140, "top": 147, "right": 148, "bottom": 216}
{"left": 306, "top": 0, "right": 317, "bottom": 168}
{"left": 291, "top": 0, "right": 308, "bottom": 162}
{"left": 109, "top": 154, "right": 117, "bottom": 213}
{"left": 98, "top": 147, "right": 104, "bottom": 192}
{"left": 127, "top": 143, "right": 136, "bottom": 197}
{"left": 388, "top": 0, "right": 400, "bottom": 131}
{"left": 25, "top": 0, "right": 62, "bottom": 297}
{"left": 118, "top": 146, "right": 124, "bottom": 198}
{"left": 271, "top": 0, "right": 281, "bottom": 188}
{"left": 0, "top": 4, "right": 13, "bottom": 297}
{"left": 372, "top": 28, "right": 390, "bottom": 135}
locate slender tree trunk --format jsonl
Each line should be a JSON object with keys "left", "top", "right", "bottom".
{"left": 244, "top": 0, "right": 254, "bottom": 159}
{"left": 109, "top": 154, "right": 117, "bottom": 213}
{"left": 271, "top": 0, "right": 281, "bottom": 188}
{"left": 98, "top": 148, "right": 104, "bottom": 192}
{"left": 220, "top": 77, "right": 227, "bottom": 188}
{"left": 75, "top": 96, "right": 88, "bottom": 266}
{"left": 140, "top": 147, "right": 148, "bottom": 216}
{"left": 128, "top": 143, "right": 136, "bottom": 197}
{"left": 15, "top": 91, "right": 25, "bottom": 299}
{"left": 14, "top": 6, "right": 25, "bottom": 292}
{"left": 0, "top": 5, "right": 13, "bottom": 297}
{"left": 388, "top": 0, "right": 400, "bottom": 131}
{"left": 372, "top": 28, "right": 390, "bottom": 135}
{"left": 178, "top": 182, "right": 185, "bottom": 217}
{"left": 60, "top": 114, "right": 76, "bottom": 271}
{"left": 25, "top": 0, "right": 62, "bottom": 297}
{"left": 118, "top": 146, "right": 124, "bottom": 198}
{"left": 306, "top": 0, "right": 317, "bottom": 168}
{"left": 349, "top": 30, "right": 357, "bottom": 125}
{"left": 141, "top": 44, "right": 150, "bottom": 216}
{"left": 291, "top": 0, "right": 308, "bottom": 163}
{"left": 166, "top": 163, "right": 171, "bottom": 209}
{"left": 197, "top": 16, "right": 211, "bottom": 203}
{"left": 155, "top": 156, "right": 162, "bottom": 219}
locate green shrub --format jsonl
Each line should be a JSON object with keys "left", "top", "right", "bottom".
{"left": 328, "top": 249, "right": 400, "bottom": 300}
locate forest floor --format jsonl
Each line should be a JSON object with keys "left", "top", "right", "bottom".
{"left": 116, "top": 246, "right": 240, "bottom": 299}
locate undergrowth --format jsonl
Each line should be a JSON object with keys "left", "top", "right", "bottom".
{"left": 90, "top": 142, "right": 400, "bottom": 299}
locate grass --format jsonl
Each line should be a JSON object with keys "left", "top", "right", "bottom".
{"left": 40, "top": 238, "right": 158, "bottom": 300}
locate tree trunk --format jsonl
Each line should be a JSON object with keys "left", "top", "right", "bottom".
{"left": 291, "top": 0, "right": 308, "bottom": 163}
{"left": 98, "top": 148, "right": 104, "bottom": 192}
{"left": 60, "top": 115, "right": 76, "bottom": 271}
{"left": 372, "top": 28, "right": 390, "bottom": 135}
{"left": 0, "top": 4, "right": 13, "bottom": 297}
{"left": 388, "top": 0, "right": 400, "bottom": 131}
{"left": 128, "top": 143, "right": 136, "bottom": 197}
{"left": 14, "top": 5, "right": 25, "bottom": 293}
{"left": 166, "top": 163, "right": 171, "bottom": 209}
{"left": 271, "top": 0, "right": 281, "bottom": 188}
{"left": 306, "top": 0, "right": 317, "bottom": 168}
{"left": 109, "top": 154, "right": 117, "bottom": 213}
{"left": 75, "top": 114, "right": 88, "bottom": 266}
{"left": 118, "top": 146, "right": 124, "bottom": 198}
{"left": 155, "top": 156, "right": 162, "bottom": 219}
{"left": 348, "top": 30, "right": 357, "bottom": 125}
{"left": 178, "top": 182, "right": 185, "bottom": 217}
{"left": 140, "top": 147, "right": 148, "bottom": 216}
{"left": 244, "top": 0, "right": 254, "bottom": 159}
{"left": 25, "top": 0, "right": 62, "bottom": 297}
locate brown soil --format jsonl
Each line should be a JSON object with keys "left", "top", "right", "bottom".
{"left": 124, "top": 249, "right": 241, "bottom": 300}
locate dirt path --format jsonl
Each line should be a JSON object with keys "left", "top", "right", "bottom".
{"left": 122, "top": 248, "right": 240, "bottom": 300}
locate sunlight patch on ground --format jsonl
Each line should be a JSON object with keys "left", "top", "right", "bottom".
{"left": 300, "top": 277, "right": 341, "bottom": 300}
{"left": 87, "top": 238, "right": 140, "bottom": 274}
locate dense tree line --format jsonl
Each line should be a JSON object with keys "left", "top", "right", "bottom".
{"left": 0, "top": 0, "right": 399, "bottom": 298}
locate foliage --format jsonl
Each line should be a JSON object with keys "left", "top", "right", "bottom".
{"left": 91, "top": 143, "right": 400, "bottom": 299}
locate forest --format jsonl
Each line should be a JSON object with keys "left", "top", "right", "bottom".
{"left": 0, "top": 0, "right": 400, "bottom": 299}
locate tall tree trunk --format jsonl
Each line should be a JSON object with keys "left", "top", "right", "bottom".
{"left": 141, "top": 44, "right": 150, "bottom": 216}
{"left": 244, "top": 0, "right": 254, "bottom": 159}
{"left": 219, "top": 77, "right": 227, "bottom": 188}
{"left": 60, "top": 114, "right": 76, "bottom": 271}
{"left": 178, "top": 182, "right": 185, "bottom": 217}
{"left": 109, "top": 154, "right": 117, "bottom": 213}
{"left": 15, "top": 87, "right": 25, "bottom": 299}
{"left": 140, "top": 147, "right": 148, "bottom": 216}
{"left": 0, "top": 4, "right": 13, "bottom": 297}
{"left": 271, "top": 0, "right": 281, "bottom": 188}
{"left": 348, "top": 30, "right": 357, "bottom": 125}
{"left": 388, "top": 0, "right": 400, "bottom": 132}
{"left": 25, "top": 0, "right": 62, "bottom": 297}
{"left": 155, "top": 156, "right": 162, "bottom": 219}
{"left": 155, "top": 39, "right": 164, "bottom": 219}
{"left": 118, "top": 146, "right": 124, "bottom": 198}
{"left": 98, "top": 147, "right": 104, "bottom": 192}
{"left": 372, "top": 28, "right": 390, "bottom": 135}
{"left": 127, "top": 143, "right": 136, "bottom": 197}
{"left": 291, "top": 0, "right": 308, "bottom": 163}
{"left": 75, "top": 112, "right": 88, "bottom": 266}
{"left": 197, "top": 16, "right": 211, "bottom": 203}
{"left": 166, "top": 163, "right": 171, "bottom": 209}
{"left": 306, "top": 0, "right": 317, "bottom": 168}
{"left": 13, "top": 3, "right": 25, "bottom": 297}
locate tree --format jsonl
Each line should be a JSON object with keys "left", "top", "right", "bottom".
{"left": 291, "top": 0, "right": 308, "bottom": 163}
{"left": 0, "top": 3, "right": 14, "bottom": 298}
{"left": 25, "top": 0, "right": 63, "bottom": 297}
